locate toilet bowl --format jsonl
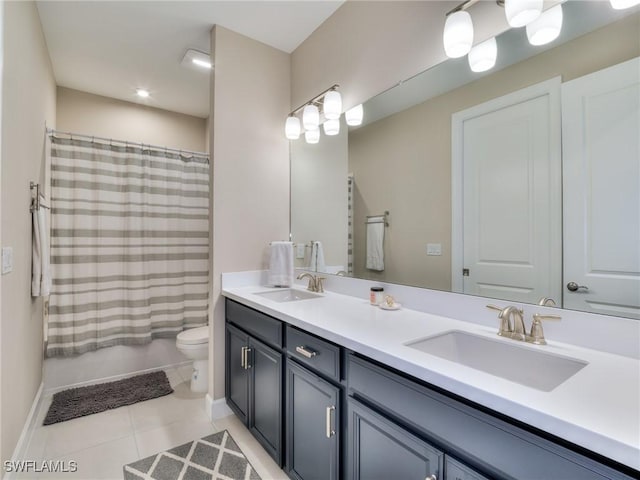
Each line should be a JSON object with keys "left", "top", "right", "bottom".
{"left": 176, "top": 326, "right": 209, "bottom": 393}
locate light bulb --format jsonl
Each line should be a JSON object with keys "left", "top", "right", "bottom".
{"left": 285, "top": 116, "right": 301, "bottom": 140}
{"left": 609, "top": 0, "right": 640, "bottom": 9}
{"left": 323, "top": 90, "right": 342, "bottom": 120}
{"left": 345, "top": 104, "right": 364, "bottom": 126}
{"left": 305, "top": 129, "right": 320, "bottom": 144}
{"left": 443, "top": 10, "right": 474, "bottom": 58}
{"left": 136, "top": 89, "right": 150, "bottom": 98}
{"left": 302, "top": 104, "right": 320, "bottom": 131}
{"left": 505, "top": 0, "right": 543, "bottom": 28}
{"left": 526, "top": 4, "right": 563, "bottom": 46}
{"left": 468, "top": 37, "right": 497, "bottom": 73}
{"left": 323, "top": 119, "right": 340, "bottom": 136}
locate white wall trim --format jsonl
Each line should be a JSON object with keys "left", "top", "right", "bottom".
{"left": 206, "top": 394, "right": 233, "bottom": 421}
{"left": 451, "top": 76, "right": 562, "bottom": 295}
{"left": 6, "top": 382, "right": 44, "bottom": 479}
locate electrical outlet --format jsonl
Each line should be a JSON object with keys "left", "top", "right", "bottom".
{"left": 426, "top": 243, "right": 442, "bottom": 256}
{"left": 2, "top": 247, "right": 14, "bottom": 274}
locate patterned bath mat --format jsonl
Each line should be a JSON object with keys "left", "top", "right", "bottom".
{"left": 123, "top": 430, "right": 261, "bottom": 480}
{"left": 43, "top": 370, "right": 173, "bottom": 425}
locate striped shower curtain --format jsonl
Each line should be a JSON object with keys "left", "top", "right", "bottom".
{"left": 46, "top": 136, "right": 210, "bottom": 357}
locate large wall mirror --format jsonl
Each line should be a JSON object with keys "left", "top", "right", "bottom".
{"left": 291, "top": 1, "right": 640, "bottom": 320}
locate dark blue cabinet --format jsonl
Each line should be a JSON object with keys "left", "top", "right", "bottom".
{"left": 286, "top": 359, "right": 340, "bottom": 480}
{"left": 348, "top": 398, "right": 443, "bottom": 480}
{"left": 225, "top": 321, "right": 283, "bottom": 465}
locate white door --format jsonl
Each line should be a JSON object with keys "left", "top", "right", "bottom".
{"left": 452, "top": 78, "right": 562, "bottom": 304}
{"left": 562, "top": 58, "right": 640, "bottom": 319}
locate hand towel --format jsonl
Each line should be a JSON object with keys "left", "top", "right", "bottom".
{"left": 32, "top": 196, "right": 51, "bottom": 296}
{"left": 366, "top": 216, "right": 385, "bottom": 271}
{"left": 309, "top": 241, "right": 326, "bottom": 273}
{"left": 268, "top": 241, "right": 294, "bottom": 287}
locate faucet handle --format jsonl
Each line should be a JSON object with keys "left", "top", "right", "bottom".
{"left": 315, "top": 277, "right": 326, "bottom": 293}
{"left": 486, "top": 304, "right": 513, "bottom": 336}
{"left": 528, "top": 313, "right": 562, "bottom": 345}
{"left": 486, "top": 304, "right": 504, "bottom": 312}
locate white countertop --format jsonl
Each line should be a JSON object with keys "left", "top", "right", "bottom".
{"left": 222, "top": 284, "right": 640, "bottom": 471}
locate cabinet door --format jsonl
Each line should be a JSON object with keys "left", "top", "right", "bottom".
{"left": 348, "top": 398, "right": 443, "bottom": 480}
{"left": 286, "top": 359, "right": 340, "bottom": 480}
{"left": 445, "top": 456, "right": 489, "bottom": 480}
{"left": 225, "top": 323, "right": 249, "bottom": 423}
{"left": 248, "top": 337, "right": 283, "bottom": 465}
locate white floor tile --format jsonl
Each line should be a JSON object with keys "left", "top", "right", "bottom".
{"left": 134, "top": 416, "right": 217, "bottom": 458}
{"left": 176, "top": 364, "right": 194, "bottom": 383}
{"left": 128, "top": 391, "right": 208, "bottom": 432}
{"left": 163, "top": 367, "right": 184, "bottom": 389}
{"left": 39, "top": 435, "right": 139, "bottom": 480}
{"left": 41, "top": 405, "right": 133, "bottom": 459}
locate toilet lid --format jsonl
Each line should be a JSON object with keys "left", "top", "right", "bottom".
{"left": 177, "top": 326, "right": 209, "bottom": 345}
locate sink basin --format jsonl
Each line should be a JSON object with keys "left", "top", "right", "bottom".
{"left": 255, "top": 289, "right": 322, "bottom": 303}
{"left": 405, "top": 330, "right": 587, "bottom": 392}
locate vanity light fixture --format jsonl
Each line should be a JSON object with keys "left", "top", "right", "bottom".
{"left": 526, "top": 4, "right": 563, "bottom": 46}
{"left": 285, "top": 116, "right": 301, "bottom": 140}
{"left": 609, "top": 0, "right": 640, "bottom": 9}
{"left": 443, "top": 10, "right": 474, "bottom": 58}
{"left": 468, "top": 37, "right": 497, "bottom": 72}
{"left": 136, "top": 88, "right": 150, "bottom": 98}
{"left": 323, "top": 118, "right": 340, "bottom": 136}
{"left": 303, "top": 104, "right": 320, "bottom": 131}
{"left": 323, "top": 89, "right": 342, "bottom": 120}
{"left": 181, "top": 49, "right": 213, "bottom": 71}
{"left": 345, "top": 104, "right": 364, "bottom": 126}
{"left": 504, "top": 0, "right": 542, "bottom": 28}
{"left": 305, "top": 128, "right": 320, "bottom": 144}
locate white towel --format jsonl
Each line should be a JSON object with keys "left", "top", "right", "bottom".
{"left": 366, "top": 216, "right": 385, "bottom": 271}
{"left": 32, "top": 196, "right": 51, "bottom": 297}
{"left": 268, "top": 241, "right": 294, "bottom": 287}
{"left": 309, "top": 241, "right": 326, "bottom": 273}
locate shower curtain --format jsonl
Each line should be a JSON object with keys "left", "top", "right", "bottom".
{"left": 46, "top": 136, "right": 210, "bottom": 357}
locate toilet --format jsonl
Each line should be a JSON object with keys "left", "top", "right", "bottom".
{"left": 176, "top": 326, "right": 209, "bottom": 393}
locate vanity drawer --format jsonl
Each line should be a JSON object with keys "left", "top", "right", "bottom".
{"left": 286, "top": 326, "right": 341, "bottom": 381}
{"left": 225, "top": 299, "right": 282, "bottom": 348}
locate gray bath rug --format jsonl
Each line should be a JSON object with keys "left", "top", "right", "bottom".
{"left": 123, "top": 430, "right": 261, "bottom": 480}
{"left": 43, "top": 370, "right": 173, "bottom": 425}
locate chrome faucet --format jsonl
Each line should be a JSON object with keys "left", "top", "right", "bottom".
{"left": 297, "top": 272, "right": 325, "bottom": 293}
{"left": 486, "top": 304, "right": 561, "bottom": 344}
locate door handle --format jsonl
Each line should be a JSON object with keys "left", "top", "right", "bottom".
{"left": 325, "top": 406, "right": 335, "bottom": 438}
{"left": 296, "top": 345, "right": 317, "bottom": 359}
{"left": 567, "top": 282, "right": 589, "bottom": 292}
{"left": 240, "top": 346, "right": 246, "bottom": 368}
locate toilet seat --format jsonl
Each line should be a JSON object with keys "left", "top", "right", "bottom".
{"left": 176, "top": 326, "right": 209, "bottom": 345}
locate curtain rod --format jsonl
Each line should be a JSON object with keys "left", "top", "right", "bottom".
{"left": 46, "top": 128, "right": 209, "bottom": 158}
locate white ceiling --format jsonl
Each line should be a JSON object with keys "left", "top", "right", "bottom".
{"left": 36, "top": 1, "right": 345, "bottom": 118}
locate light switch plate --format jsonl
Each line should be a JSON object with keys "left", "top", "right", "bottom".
{"left": 2, "top": 247, "right": 13, "bottom": 274}
{"left": 426, "top": 243, "right": 442, "bottom": 256}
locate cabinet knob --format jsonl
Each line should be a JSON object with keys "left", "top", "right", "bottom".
{"left": 426, "top": 475, "right": 437, "bottom": 480}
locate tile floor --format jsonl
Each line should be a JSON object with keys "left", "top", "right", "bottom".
{"left": 16, "top": 366, "right": 288, "bottom": 480}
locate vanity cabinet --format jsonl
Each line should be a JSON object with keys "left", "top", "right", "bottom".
{"left": 285, "top": 359, "right": 340, "bottom": 480}
{"left": 225, "top": 303, "right": 283, "bottom": 465}
{"left": 347, "top": 398, "right": 443, "bottom": 480}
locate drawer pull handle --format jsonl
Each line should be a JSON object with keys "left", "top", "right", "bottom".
{"left": 296, "top": 345, "right": 317, "bottom": 359}
{"left": 240, "top": 346, "right": 246, "bottom": 368}
{"left": 325, "top": 405, "right": 335, "bottom": 438}
{"left": 244, "top": 348, "right": 252, "bottom": 369}
{"left": 426, "top": 476, "right": 437, "bottom": 480}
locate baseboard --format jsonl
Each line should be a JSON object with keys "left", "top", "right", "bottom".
{"left": 206, "top": 394, "right": 233, "bottom": 421}
{"left": 43, "top": 360, "right": 192, "bottom": 395}
{"left": 6, "top": 382, "right": 44, "bottom": 479}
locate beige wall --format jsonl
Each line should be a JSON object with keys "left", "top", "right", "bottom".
{"left": 291, "top": 1, "right": 510, "bottom": 112}
{"left": 210, "top": 26, "right": 290, "bottom": 399}
{"left": 56, "top": 87, "right": 207, "bottom": 152}
{"left": 0, "top": 0, "right": 56, "bottom": 467}
{"left": 349, "top": 14, "right": 640, "bottom": 290}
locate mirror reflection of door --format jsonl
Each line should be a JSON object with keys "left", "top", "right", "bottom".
{"left": 452, "top": 78, "right": 562, "bottom": 304}
{"left": 562, "top": 58, "right": 640, "bottom": 319}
